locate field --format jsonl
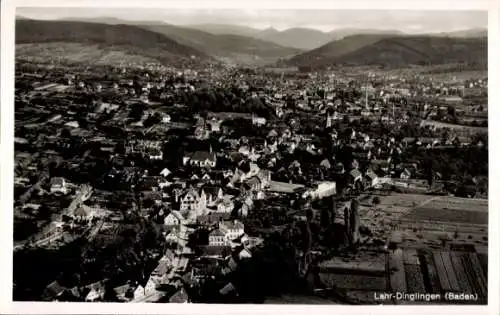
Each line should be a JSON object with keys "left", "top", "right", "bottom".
{"left": 342, "top": 193, "right": 488, "bottom": 249}
{"left": 318, "top": 252, "right": 387, "bottom": 303}
{"left": 16, "top": 43, "right": 159, "bottom": 66}
{"left": 420, "top": 119, "right": 488, "bottom": 134}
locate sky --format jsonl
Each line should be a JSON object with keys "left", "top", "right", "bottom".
{"left": 16, "top": 8, "right": 487, "bottom": 33}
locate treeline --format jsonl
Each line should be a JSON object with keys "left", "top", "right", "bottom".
{"left": 164, "top": 87, "right": 275, "bottom": 118}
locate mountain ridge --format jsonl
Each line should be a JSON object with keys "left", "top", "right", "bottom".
{"left": 288, "top": 34, "right": 487, "bottom": 69}
{"left": 15, "top": 19, "right": 209, "bottom": 65}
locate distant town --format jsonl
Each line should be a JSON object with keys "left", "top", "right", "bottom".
{"left": 13, "top": 15, "right": 488, "bottom": 305}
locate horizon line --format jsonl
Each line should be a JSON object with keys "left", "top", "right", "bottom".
{"left": 15, "top": 15, "right": 488, "bottom": 34}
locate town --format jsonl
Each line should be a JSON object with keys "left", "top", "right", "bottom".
{"left": 13, "top": 56, "right": 488, "bottom": 303}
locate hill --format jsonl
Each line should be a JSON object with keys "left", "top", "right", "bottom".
{"left": 288, "top": 34, "right": 393, "bottom": 66}
{"left": 140, "top": 24, "right": 302, "bottom": 65}
{"left": 256, "top": 27, "right": 333, "bottom": 50}
{"left": 38, "top": 19, "right": 301, "bottom": 65}
{"left": 432, "top": 28, "right": 487, "bottom": 38}
{"left": 186, "top": 24, "right": 261, "bottom": 37}
{"left": 288, "top": 35, "right": 487, "bottom": 69}
{"left": 15, "top": 19, "right": 208, "bottom": 65}
{"left": 186, "top": 24, "right": 405, "bottom": 50}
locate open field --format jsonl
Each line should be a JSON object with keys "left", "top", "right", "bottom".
{"left": 420, "top": 120, "right": 488, "bottom": 133}
{"left": 406, "top": 208, "right": 488, "bottom": 225}
{"left": 339, "top": 192, "right": 488, "bottom": 249}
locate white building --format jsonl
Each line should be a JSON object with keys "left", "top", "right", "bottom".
{"left": 302, "top": 181, "right": 336, "bottom": 199}
{"left": 208, "top": 220, "right": 245, "bottom": 246}
{"left": 164, "top": 210, "right": 185, "bottom": 227}
{"left": 50, "top": 177, "right": 68, "bottom": 195}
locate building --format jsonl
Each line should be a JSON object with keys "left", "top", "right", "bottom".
{"left": 164, "top": 210, "right": 186, "bottom": 227}
{"left": 302, "top": 181, "right": 336, "bottom": 199}
{"left": 179, "top": 189, "right": 207, "bottom": 216}
{"left": 209, "top": 220, "right": 245, "bottom": 246}
{"left": 183, "top": 151, "right": 217, "bottom": 168}
{"left": 202, "top": 186, "right": 223, "bottom": 206}
{"left": 50, "top": 177, "right": 68, "bottom": 195}
{"left": 208, "top": 229, "right": 226, "bottom": 246}
{"left": 365, "top": 170, "right": 379, "bottom": 188}
{"left": 349, "top": 169, "right": 362, "bottom": 184}
{"left": 251, "top": 115, "right": 267, "bottom": 127}
{"left": 219, "top": 220, "right": 245, "bottom": 243}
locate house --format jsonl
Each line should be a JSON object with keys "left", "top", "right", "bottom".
{"left": 238, "top": 248, "right": 252, "bottom": 260}
{"left": 73, "top": 205, "right": 95, "bottom": 221}
{"left": 220, "top": 282, "right": 237, "bottom": 296}
{"left": 302, "top": 181, "right": 336, "bottom": 199}
{"left": 349, "top": 169, "right": 362, "bottom": 184}
{"left": 333, "top": 162, "right": 345, "bottom": 175}
{"left": 243, "top": 176, "right": 262, "bottom": 192}
{"left": 160, "top": 168, "right": 172, "bottom": 178}
{"left": 267, "top": 129, "right": 278, "bottom": 139}
{"left": 162, "top": 114, "right": 171, "bottom": 123}
{"left": 206, "top": 118, "right": 222, "bottom": 132}
{"left": 400, "top": 168, "right": 412, "bottom": 180}
{"left": 320, "top": 159, "right": 332, "bottom": 169}
{"left": 183, "top": 151, "right": 217, "bottom": 168}
{"left": 43, "top": 280, "right": 67, "bottom": 301}
{"left": 169, "top": 287, "right": 189, "bottom": 303}
{"left": 85, "top": 283, "right": 105, "bottom": 302}
{"left": 113, "top": 284, "right": 133, "bottom": 302}
{"left": 209, "top": 220, "right": 245, "bottom": 246}
{"left": 208, "top": 229, "right": 226, "bottom": 246}
{"left": 202, "top": 186, "right": 223, "bottom": 206}
{"left": 211, "top": 198, "right": 234, "bottom": 214}
{"left": 50, "top": 177, "right": 68, "bottom": 194}
{"left": 365, "top": 170, "right": 379, "bottom": 188}
{"left": 164, "top": 210, "right": 185, "bottom": 227}
{"left": 252, "top": 115, "right": 267, "bottom": 126}
{"left": 219, "top": 220, "right": 245, "bottom": 243}
{"left": 179, "top": 189, "right": 207, "bottom": 215}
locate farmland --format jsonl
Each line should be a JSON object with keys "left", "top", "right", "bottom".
{"left": 336, "top": 192, "right": 488, "bottom": 250}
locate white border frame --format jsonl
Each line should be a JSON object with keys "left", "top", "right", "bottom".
{"left": 1, "top": 1, "right": 499, "bottom": 314}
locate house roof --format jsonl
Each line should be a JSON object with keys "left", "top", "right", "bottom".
{"left": 74, "top": 206, "right": 91, "bottom": 217}
{"left": 202, "top": 186, "right": 221, "bottom": 197}
{"left": 165, "top": 210, "right": 184, "bottom": 223}
{"left": 220, "top": 220, "right": 244, "bottom": 231}
{"left": 44, "top": 280, "right": 66, "bottom": 300}
{"left": 200, "top": 245, "right": 232, "bottom": 257}
{"left": 152, "top": 259, "right": 171, "bottom": 276}
{"left": 182, "top": 188, "right": 200, "bottom": 200}
{"left": 198, "top": 212, "right": 231, "bottom": 225}
{"left": 320, "top": 159, "right": 331, "bottom": 168}
{"left": 169, "top": 287, "right": 188, "bottom": 303}
{"left": 209, "top": 229, "right": 225, "bottom": 237}
{"left": 244, "top": 176, "right": 261, "bottom": 188}
{"left": 190, "top": 151, "right": 216, "bottom": 162}
{"left": 366, "top": 171, "right": 378, "bottom": 180}
{"left": 219, "top": 282, "right": 236, "bottom": 295}
{"left": 50, "top": 177, "right": 65, "bottom": 187}
{"left": 160, "top": 168, "right": 171, "bottom": 176}
{"left": 267, "top": 129, "right": 278, "bottom": 138}
{"left": 349, "top": 169, "right": 362, "bottom": 179}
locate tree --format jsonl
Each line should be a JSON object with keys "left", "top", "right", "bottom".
{"left": 61, "top": 128, "right": 71, "bottom": 138}
{"left": 129, "top": 103, "right": 145, "bottom": 121}
{"left": 372, "top": 196, "right": 381, "bottom": 205}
